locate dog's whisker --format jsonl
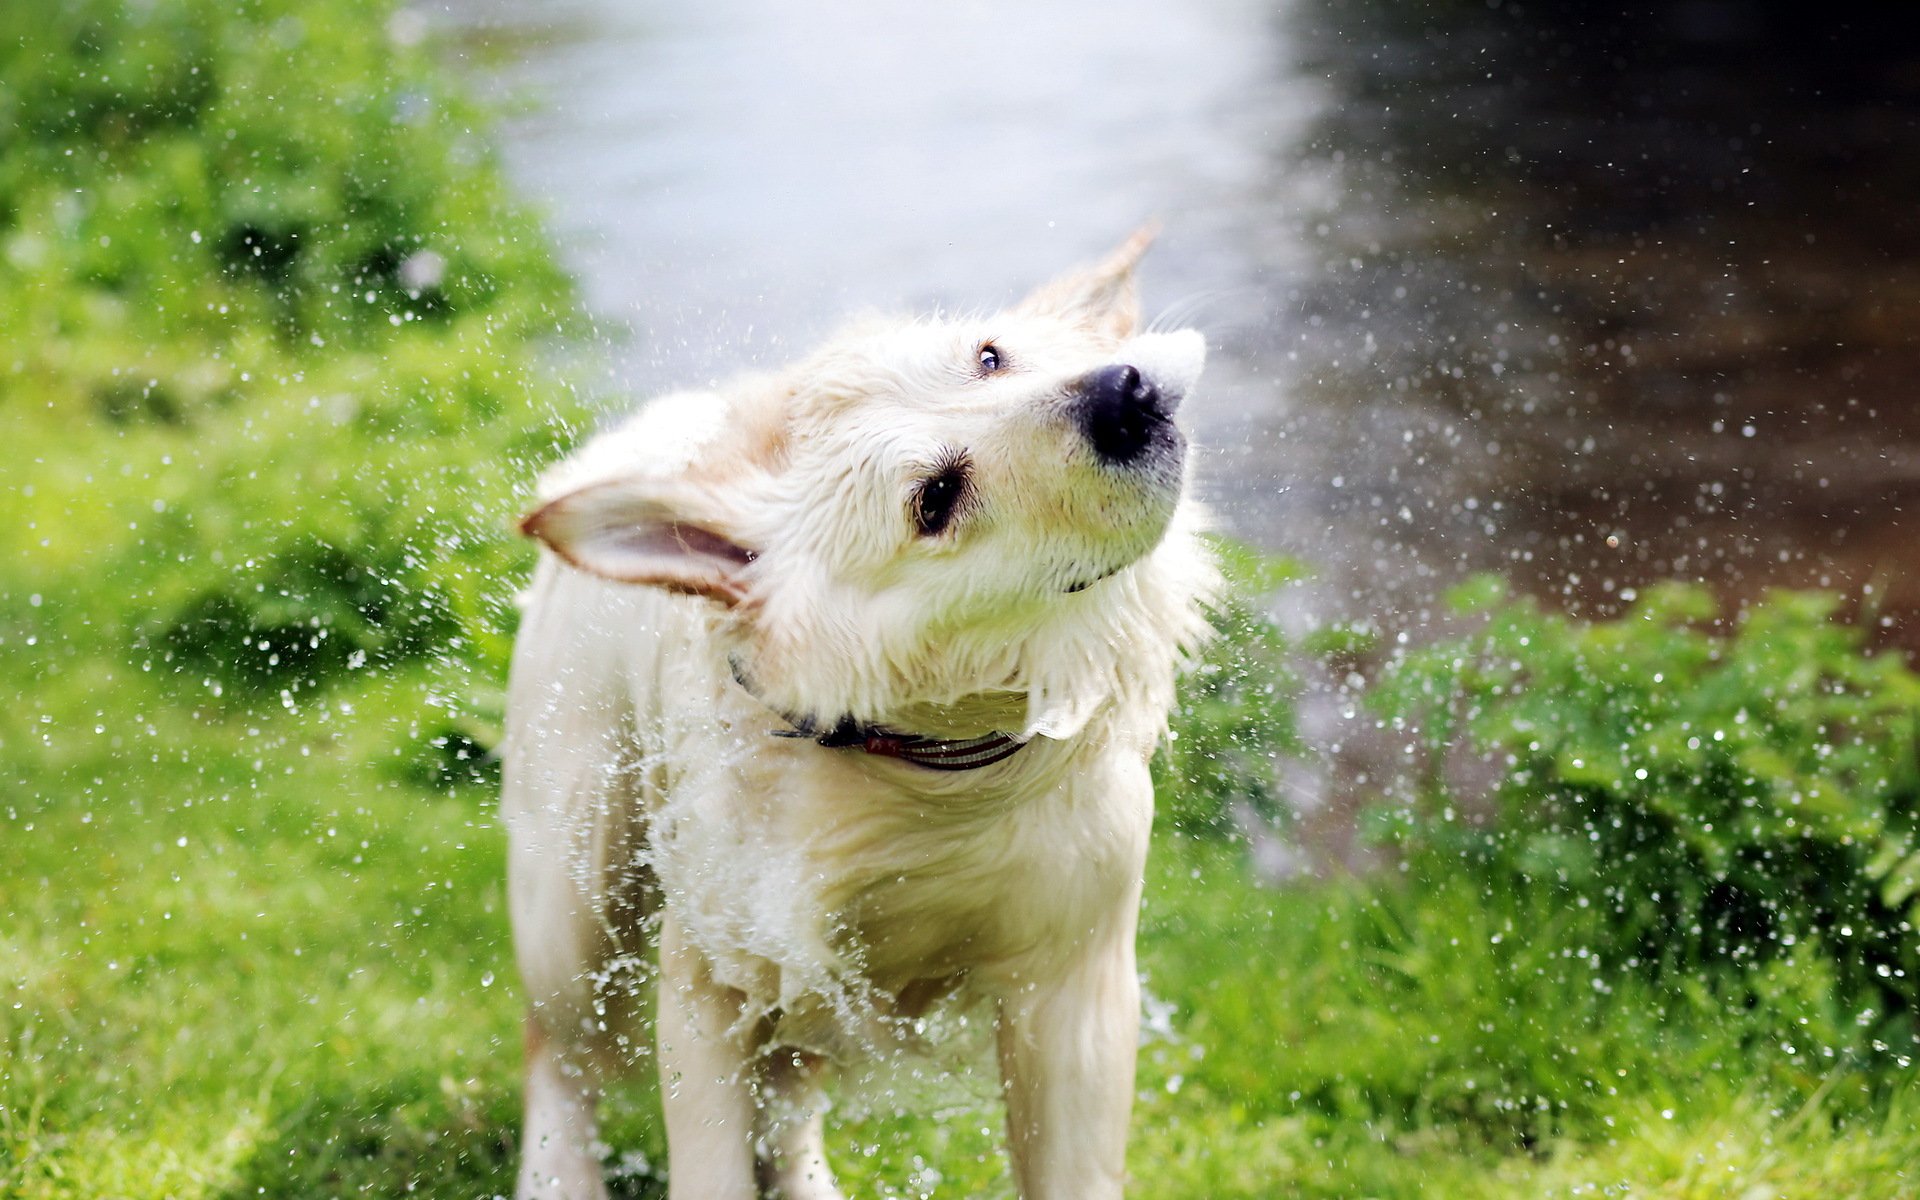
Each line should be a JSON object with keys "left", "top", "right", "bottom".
{"left": 1147, "top": 288, "right": 1241, "bottom": 334}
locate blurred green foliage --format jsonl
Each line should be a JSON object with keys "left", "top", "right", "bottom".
{"left": 1156, "top": 536, "right": 1306, "bottom": 835}
{"left": 0, "top": 0, "right": 582, "bottom": 713}
{"left": 1372, "top": 578, "right": 1920, "bottom": 1045}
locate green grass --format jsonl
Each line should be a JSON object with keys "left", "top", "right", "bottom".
{"left": 0, "top": 663, "right": 519, "bottom": 1197}
{"left": 6, "top": 653, "right": 1919, "bottom": 1198}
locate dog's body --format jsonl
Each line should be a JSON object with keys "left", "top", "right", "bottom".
{"left": 504, "top": 234, "right": 1214, "bottom": 1199}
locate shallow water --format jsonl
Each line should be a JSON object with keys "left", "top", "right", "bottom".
{"left": 446, "top": 0, "right": 1305, "bottom": 376}
{"left": 444, "top": 0, "right": 1920, "bottom": 855}
{"left": 448, "top": 0, "right": 1917, "bottom": 620}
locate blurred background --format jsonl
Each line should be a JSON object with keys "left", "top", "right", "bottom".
{"left": 454, "top": 0, "right": 1920, "bottom": 639}
{"left": 450, "top": 0, "right": 1920, "bottom": 869}
{"left": 7, "top": 1, "right": 1920, "bottom": 1196}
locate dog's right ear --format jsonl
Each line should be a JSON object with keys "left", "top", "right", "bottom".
{"left": 1015, "top": 225, "right": 1157, "bottom": 341}
{"left": 520, "top": 480, "right": 756, "bottom": 606}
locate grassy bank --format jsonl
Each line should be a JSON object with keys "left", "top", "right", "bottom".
{"left": 5, "top": 1, "right": 1919, "bottom": 1197}
{"left": 8, "top": 689, "right": 1919, "bottom": 1197}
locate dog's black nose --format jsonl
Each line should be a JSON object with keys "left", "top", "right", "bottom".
{"left": 1074, "top": 364, "right": 1168, "bottom": 465}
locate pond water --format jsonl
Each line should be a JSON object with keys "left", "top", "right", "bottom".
{"left": 444, "top": 0, "right": 1920, "bottom": 856}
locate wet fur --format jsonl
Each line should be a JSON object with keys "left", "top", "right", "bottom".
{"left": 503, "top": 232, "right": 1216, "bottom": 1199}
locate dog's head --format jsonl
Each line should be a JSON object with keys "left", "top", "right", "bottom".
{"left": 523, "top": 230, "right": 1206, "bottom": 738}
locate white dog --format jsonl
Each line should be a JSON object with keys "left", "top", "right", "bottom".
{"left": 503, "top": 231, "right": 1215, "bottom": 1200}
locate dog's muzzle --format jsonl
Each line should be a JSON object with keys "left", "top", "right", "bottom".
{"left": 1071, "top": 364, "right": 1181, "bottom": 467}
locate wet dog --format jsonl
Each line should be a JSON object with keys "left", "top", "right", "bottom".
{"left": 504, "top": 231, "right": 1214, "bottom": 1199}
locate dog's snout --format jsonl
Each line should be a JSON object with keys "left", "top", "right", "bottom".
{"left": 1074, "top": 363, "right": 1171, "bottom": 465}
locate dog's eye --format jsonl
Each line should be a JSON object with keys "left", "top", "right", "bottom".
{"left": 977, "top": 343, "right": 1004, "bottom": 374}
{"left": 911, "top": 461, "right": 970, "bottom": 538}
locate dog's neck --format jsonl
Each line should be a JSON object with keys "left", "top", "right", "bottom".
{"left": 729, "top": 656, "right": 1029, "bottom": 771}
{"left": 775, "top": 716, "right": 1027, "bottom": 771}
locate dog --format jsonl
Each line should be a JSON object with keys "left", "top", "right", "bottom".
{"left": 502, "top": 230, "right": 1215, "bottom": 1199}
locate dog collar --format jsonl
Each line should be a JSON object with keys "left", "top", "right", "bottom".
{"left": 731, "top": 658, "right": 1027, "bottom": 771}
{"left": 775, "top": 717, "right": 1027, "bottom": 770}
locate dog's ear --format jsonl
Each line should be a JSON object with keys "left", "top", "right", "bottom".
{"left": 520, "top": 479, "right": 757, "bottom": 606}
{"left": 1015, "top": 225, "right": 1156, "bottom": 341}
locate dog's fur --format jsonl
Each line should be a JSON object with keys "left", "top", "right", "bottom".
{"left": 503, "top": 232, "right": 1215, "bottom": 1199}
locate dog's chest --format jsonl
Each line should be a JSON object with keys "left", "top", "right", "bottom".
{"left": 832, "top": 798, "right": 1122, "bottom": 984}
{"left": 652, "top": 744, "right": 1151, "bottom": 1005}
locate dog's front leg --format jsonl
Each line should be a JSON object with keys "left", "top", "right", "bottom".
{"left": 518, "top": 1010, "right": 608, "bottom": 1200}
{"left": 657, "top": 914, "right": 759, "bottom": 1200}
{"left": 996, "top": 923, "right": 1141, "bottom": 1200}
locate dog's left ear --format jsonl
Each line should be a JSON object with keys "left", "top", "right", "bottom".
{"left": 520, "top": 479, "right": 757, "bottom": 606}
{"left": 1015, "top": 225, "right": 1156, "bottom": 341}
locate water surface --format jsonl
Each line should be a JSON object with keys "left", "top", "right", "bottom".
{"left": 444, "top": 0, "right": 1920, "bottom": 855}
